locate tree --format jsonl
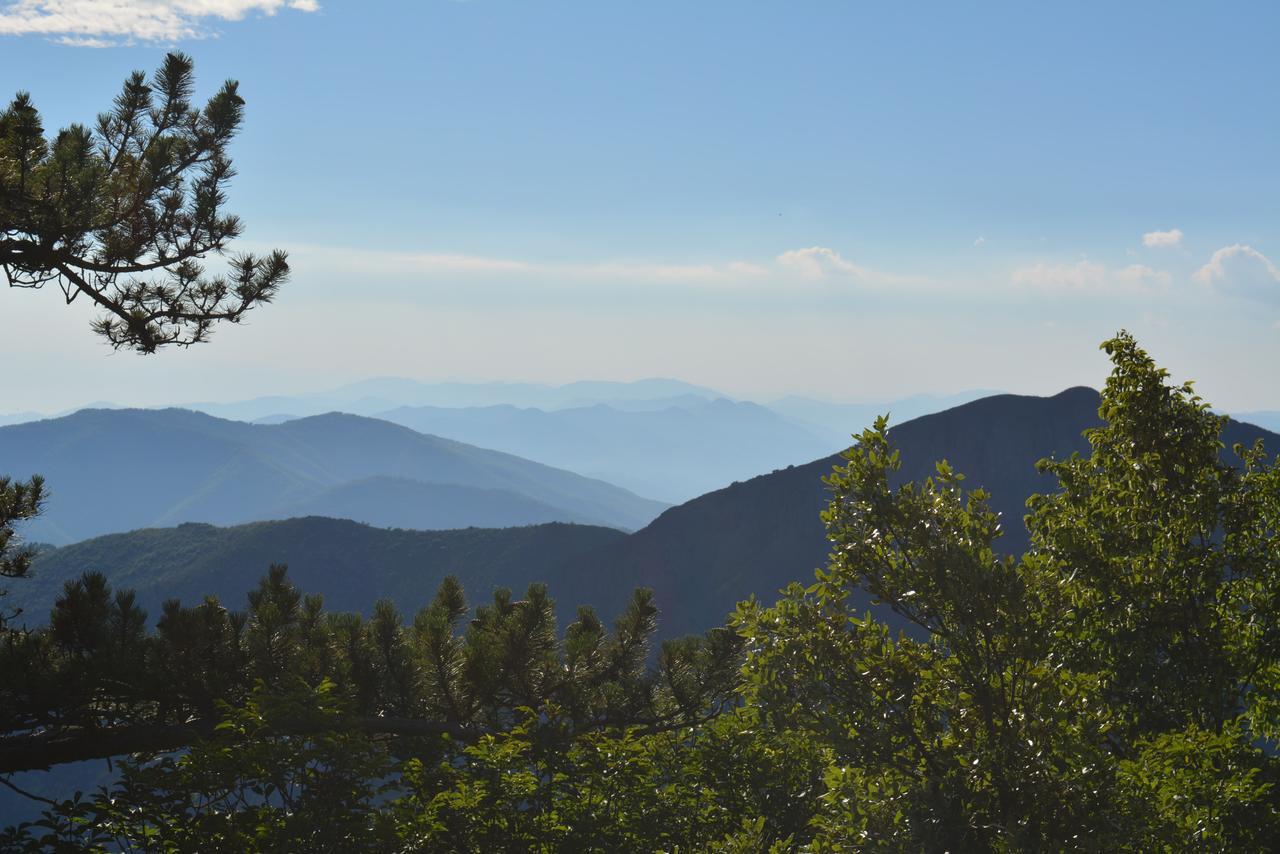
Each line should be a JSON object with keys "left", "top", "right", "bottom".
{"left": 0, "top": 567, "right": 752, "bottom": 849}
{"left": 0, "top": 476, "right": 42, "bottom": 629}
{"left": 0, "top": 52, "right": 288, "bottom": 353}
{"left": 736, "top": 331, "right": 1280, "bottom": 849}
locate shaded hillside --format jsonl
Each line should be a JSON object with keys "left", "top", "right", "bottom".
{"left": 375, "top": 399, "right": 833, "bottom": 502}
{"left": 0, "top": 409, "right": 666, "bottom": 544}
{"left": 269, "top": 476, "right": 575, "bottom": 530}
{"left": 549, "top": 387, "right": 1280, "bottom": 639}
{"left": 15, "top": 518, "right": 626, "bottom": 626}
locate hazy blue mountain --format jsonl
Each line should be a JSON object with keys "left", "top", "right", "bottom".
{"left": 185, "top": 378, "right": 730, "bottom": 422}
{"left": 766, "top": 390, "right": 1002, "bottom": 447}
{"left": 374, "top": 398, "right": 833, "bottom": 502}
{"left": 0, "top": 409, "right": 666, "bottom": 544}
{"left": 0, "top": 411, "right": 43, "bottom": 427}
{"left": 12, "top": 518, "right": 625, "bottom": 628}
{"left": 1232, "top": 411, "right": 1280, "bottom": 434}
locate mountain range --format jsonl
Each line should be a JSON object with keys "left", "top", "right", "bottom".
{"left": 2, "top": 380, "right": 1024, "bottom": 509}
{"left": 16, "top": 386, "right": 1278, "bottom": 643}
{"left": 0, "top": 408, "right": 666, "bottom": 545}
{"left": 187, "top": 378, "right": 732, "bottom": 422}
{"left": 372, "top": 398, "right": 833, "bottom": 502}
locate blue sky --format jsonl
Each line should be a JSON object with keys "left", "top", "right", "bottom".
{"left": 2, "top": 1, "right": 1279, "bottom": 412}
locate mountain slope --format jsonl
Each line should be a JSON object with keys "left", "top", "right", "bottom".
{"left": 14, "top": 518, "right": 626, "bottom": 625}
{"left": 266, "top": 476, "right": 577, "bottom": 530}
{"left": 547, "top": 387, "right": 1280, "bottom": 639}
{"left": 374, "top": 399, "right": 833, "bottom": 502}
{"left": 0, "top": 409, "right": 666, "bottom": 544}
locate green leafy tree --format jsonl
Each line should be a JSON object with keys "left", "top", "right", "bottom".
{"left": 736, "top": 331, "right": 1280, "bottom": 850}
{"left": 1, "top": 52, "right": 288, "bottom": 353}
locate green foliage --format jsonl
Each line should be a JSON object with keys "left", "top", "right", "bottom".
{"left": 0, "top": 52, "right": 287, "bottom": 352}
{"left": 0, "top": 475, "right": 42, "bottom": 627}
{"left": 735, "top": 331, "right": 1280, "bottom": 849}
{"left": 1, "top": 567, "right": 752, "bottom": 849}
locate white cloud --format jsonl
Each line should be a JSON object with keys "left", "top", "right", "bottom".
{"left": 1142, "top": 227, "right": 1183, "bottom": 248}
{"left": 974, "top": 236, "right": 987, "bottom": 247}
{"left": 1011, "top": 259, "right": 1170, "bottom": 292}
{"left": 775, "top": 246, "right": 867, "bottom": 279}
{"left": 53, "top": 33, "right": 112, "bottom": 46}
{"left": 1193, "top": 244, "right": 1280, "bottom": 302}
{"left": 286, "top": 244, "right": 757, "bottom": 284}
{"left": 279, "top": 242, "right": 917, "bottom": 291}
{"left": 0, "top": 0, "right": 319, "bottom": 43}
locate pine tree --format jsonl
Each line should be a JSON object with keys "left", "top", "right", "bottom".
{"left": 1, "top": 52, "right": 288, "bottom": 353}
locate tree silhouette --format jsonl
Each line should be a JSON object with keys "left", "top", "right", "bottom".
{"left": 0, "top": 52, "right": 288, "bottom": 353}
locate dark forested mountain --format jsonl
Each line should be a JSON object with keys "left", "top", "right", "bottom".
{"left": 14, "top": 518, "right": 625, "bottom": 625}
{"left": 374, "top": 398, "right": 833, "bottom": 502}
{"left": 0, "top": 409, "right": 666, "bottom": 544}
{"left": 546, "top": 387, "right": 1280, "bottom": 639}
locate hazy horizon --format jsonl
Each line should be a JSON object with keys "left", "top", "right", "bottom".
{"left": 3, "top": 2, "right": 1279, "bottom": 412}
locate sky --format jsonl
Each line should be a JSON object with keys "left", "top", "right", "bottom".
{"left": 2, "top": 1, "right": 1279, "bottom": 412}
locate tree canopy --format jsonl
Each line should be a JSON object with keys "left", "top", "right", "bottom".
{"left": 0, "top": 52, "right": 287, "bottom": 353}
{"left": 0, "top": 475, "right": 43, "bottom": 629}
{"left": 737, "top": 331, "right": 1280, "bottom": 848}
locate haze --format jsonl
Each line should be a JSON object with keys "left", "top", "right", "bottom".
{"left": 2, "top": 1, "right": 1278, "bottom": 413}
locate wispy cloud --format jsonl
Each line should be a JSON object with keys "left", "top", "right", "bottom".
{"left": 1142, "top": 227, "right": 1184, "bottom": 248}
{"left": 1193, "top": 244, "right": 1280, "bottom": 302}
{"left": 973, "top": 236, "right": 987, "bottom": 247}
{"left": 775, "top": 246, "right": 867, "bottom": 278}
{"left": 287, "top": 245, "right": 758, "bottom": 284}
{"left": 283, "top": 242, "right": 915, "bottom": 291}
{"left": 0, "top": 0, "right": 319, "bottom": 44}
{"left": 1011, "top": 259, "right": 1170, "bottom": 292}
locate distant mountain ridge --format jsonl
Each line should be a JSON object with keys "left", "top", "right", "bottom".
{"left": 186, "top": 378, "right": 732, "bottom": 422}
{"left": 373, "top": 398, "right": 833, "bottom": 502}
{"left": 0, "top": 408, "right": 666, "bottom": 544}
{"left": 15, "top": 388, "right": 1277, "bottom": 643}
